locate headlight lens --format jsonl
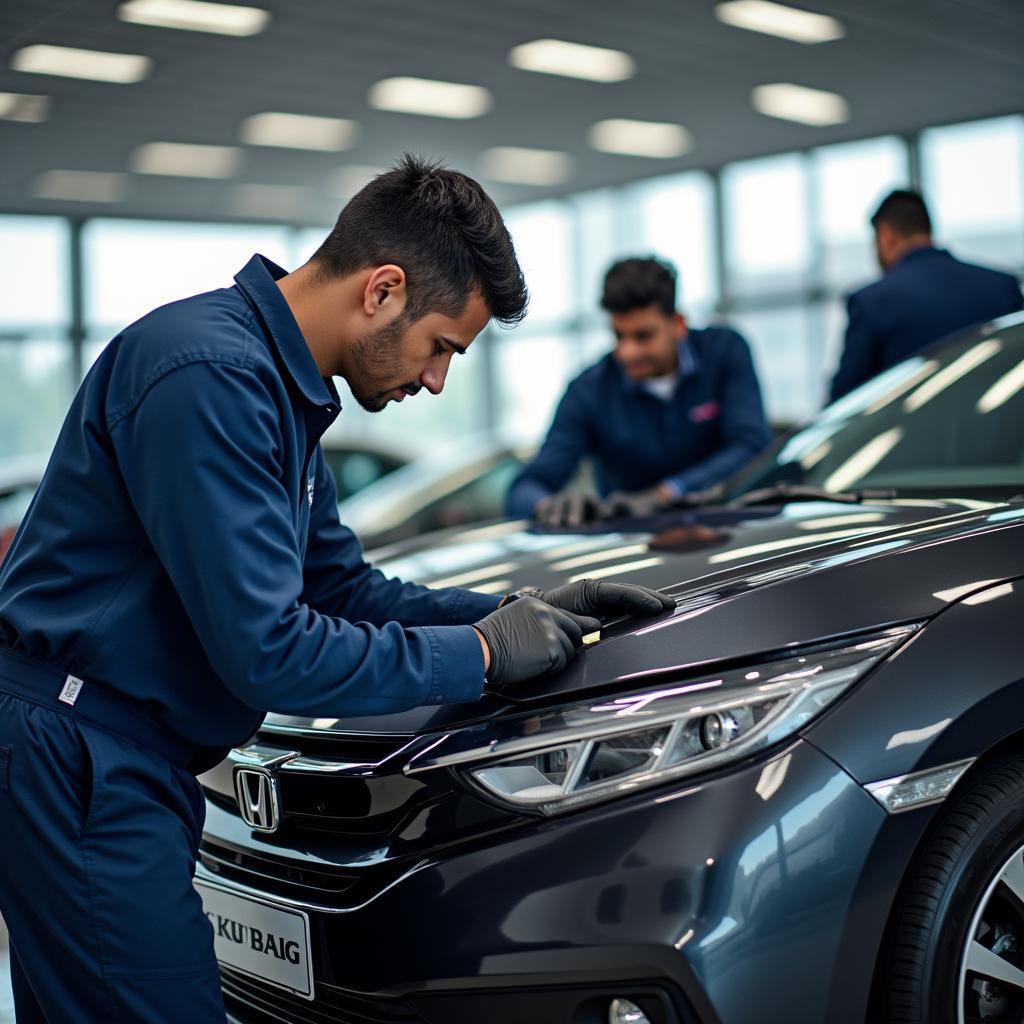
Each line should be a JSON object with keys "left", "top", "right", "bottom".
{"left": 406, "top": 626, "right": 917, "bottom": 814}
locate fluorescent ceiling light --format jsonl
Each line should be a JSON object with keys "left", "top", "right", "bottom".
{"left": 508, "top": 39, "right": 635, "bottom": 82}
{"left": 480, "top": 146, "right": 573, "bottom": 186}
{"left": 131, "top": 142, "right": 241, "bottom": 177}
{"left": 229, "top": 183, "right": 307, "bottom": 218}
{"left": 752, "top": 82, "right": 849, "bottom": 126}
{"left": 118, "top": 0, "right": 269, "bottom": 36}
{"left": 715, "top": 1, "right": 844, "bottom": 43}
{"left": 0, "top": 92, "right": 50, "bottom": 122}
{"left": 326, "top": 164, "right": 381, "bottom": 199}
{"left": 367, "top": 77, "right": 492, "bottom": 119}
{"left": 588, "top": 118, "right": 691, "bottom": 158}
{"left": 11, "top": 45, "right": 151, "bottom": 83}
{"left": 33, "top": 170, "right": 127, "bottom": 203}
{"left": 240, "top": 112, "right": 360, "bottom": 151}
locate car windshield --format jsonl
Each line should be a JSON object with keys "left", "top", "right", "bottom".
{"left": 731, "top": 316, "right": 1024, "bottom": 500}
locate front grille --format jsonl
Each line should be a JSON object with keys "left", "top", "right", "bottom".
{"left": 200, "top": 838, "right": 361, "bottom": 905}
{"left": 221, "top": 966, "right": 424, "bottom": 1024}
{"left": 256, "top": 727, "right": 415, "bottom": 764}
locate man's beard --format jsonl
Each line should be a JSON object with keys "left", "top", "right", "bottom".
{"left": 345, "top": 316, "right": 420, "bottom": 413}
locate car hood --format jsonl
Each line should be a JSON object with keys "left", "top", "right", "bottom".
{"left": 265, "top": 497, "right": 1024, "bottom": 737}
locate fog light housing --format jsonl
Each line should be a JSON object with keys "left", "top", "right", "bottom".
{"left": 609, "top": 997, "right": 650, "bottom": 1024}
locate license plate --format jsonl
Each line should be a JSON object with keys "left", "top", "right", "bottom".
{"left": 195, "top": 879, "right": 315, "bottom": 1000}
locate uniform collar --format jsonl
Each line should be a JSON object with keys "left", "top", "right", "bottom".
{"left": 891, "top": 244, "right": 946, "bottom": 270}
{"left": 618, "top": 334, "right": 700, "bottom": 395}
{"left": 234, "top": 254, "right": 340, "bottom": 410}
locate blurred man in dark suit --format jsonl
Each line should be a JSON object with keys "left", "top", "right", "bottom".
{"left": 830, "top": 189, "right": 1022, "bottom": 401}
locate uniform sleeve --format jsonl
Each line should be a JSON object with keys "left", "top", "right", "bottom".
{"left": 664, "top": 332, "right": 772, "bottom": 494}
{"left": 829, "top": 292, "right": 880, "bottom": 402}
{"left": 110, "top": 359, "right": 487, "bottom": 717}
{"left": 505, "top": 380, "right": 594, "bottom": 517}
{"left": 302, "top": 449, "right": 501, "bottom": 626}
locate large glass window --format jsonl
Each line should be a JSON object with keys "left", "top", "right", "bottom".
{"left": 0, "top": 217, "right": 72, "bottom": 457}
{"left": 495, "top": 334, "right": 578, "bottom": 442}
{"left": 633, "top": 171, "right": 717, "bottom": 320}
{"left": 723, "top": 154, "right": 810, "bottom": 298}
{"left": 83, "top": 220, "right": 292, "bottom": 344}
{"left": 921, "top": 115, "right": 1024, "bottom": 271}
{"left": 728, "top": 306, "right": 816, "bottom": 427}
{"left": 570, "top": 188, "right": 627, "bottom": 320}
{"left": 293, "top": 226, "right": 332, "bottom": 266}
{"left": 502, "top": 202, "right": 574, "bottom": 328}
{"left": 812, "top": 136, "right": 910, "bottom": 290}
{"left": 0, "top": 340, "right": 73, "bottom": 458}
{"left": 0, "top": 216, "right": 69, "bottom": 329}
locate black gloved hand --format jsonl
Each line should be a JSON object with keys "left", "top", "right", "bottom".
{"left": 533, "top": 490, "right": 602, "bottom": 529}
{"left": 474, "top": 597, "right": 600, "bottom": 684}
{"left": 599, "top": 485, "right": 675, "bottom": 520}
{"left": 519, "top": 579, "right": 675, "bottom": 620}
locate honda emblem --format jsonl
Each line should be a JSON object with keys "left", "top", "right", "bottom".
{"left": 234, "top": 767, "right": 281, "bottom": 833}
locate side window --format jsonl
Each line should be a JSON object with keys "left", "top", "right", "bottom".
{"left": 415, "top": 459, "right": 524, "bottom": 534}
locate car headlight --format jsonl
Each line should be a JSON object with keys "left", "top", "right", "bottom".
{"left": 406, "top": 626, "right": 917, "bottom": 815}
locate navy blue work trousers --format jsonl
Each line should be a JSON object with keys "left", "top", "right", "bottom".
{"left": 0, "top": 681, "right": 227, "bottom": 1021}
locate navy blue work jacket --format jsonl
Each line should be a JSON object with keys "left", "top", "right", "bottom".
{"left": 506, "top": 325, "right": 772, "bottom": 518}
{"left": 0, "top": 255, "right": 499, "bottom": 752}
{"left": 830, "top": 246, "right": 1023, "bottom": 401}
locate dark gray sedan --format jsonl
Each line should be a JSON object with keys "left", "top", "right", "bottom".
{"left": 199, "top": 312, "right": 1024, "bottom": 1024}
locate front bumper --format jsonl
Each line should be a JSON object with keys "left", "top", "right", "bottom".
{"left": 203, "top": 739, "right": 893, "bottom": 1024}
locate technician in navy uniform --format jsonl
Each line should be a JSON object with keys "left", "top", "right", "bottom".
{"left": 506, "top": 257, "right": 772, "bottom": 527}
{"left": 830, "top": 188, "right": 1023, "bottom": 401}
{"left": 0, "top": 157, "right": 671, "bottom": 1022}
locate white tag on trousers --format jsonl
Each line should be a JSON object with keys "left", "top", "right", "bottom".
{"left": 59, "top": 674, "right": 84, "bottom": 706}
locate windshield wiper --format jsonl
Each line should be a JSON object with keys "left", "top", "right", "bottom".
{"left": 727, "top": 483, "right": 898, "bottom": 508}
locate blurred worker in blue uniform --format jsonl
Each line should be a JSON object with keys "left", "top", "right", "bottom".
{"left": 830, "top": 189, "right": 1023, "bottom": 401}
{"left": 507, "top": 257, "right": 772, "bottom": 527}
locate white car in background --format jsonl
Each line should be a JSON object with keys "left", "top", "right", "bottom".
{"left": 337, "top": 435, "right": 532, "bottom": 553}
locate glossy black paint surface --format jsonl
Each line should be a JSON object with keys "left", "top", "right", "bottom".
{"left": 203, "top": 495, "right": 1024, "bottom": 1023}
{"left": 203, "top": 360, "right": 1024, "bottom": 1021}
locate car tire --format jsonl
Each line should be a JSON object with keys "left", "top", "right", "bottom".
{"left": 878, "top": 753, "right": 1024, "bottom": 1024}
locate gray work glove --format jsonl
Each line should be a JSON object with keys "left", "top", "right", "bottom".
{"left": 515, "top": 579, "right": 675, "bottom": 620}
{"left": 599, "top": 485, "right": 676, "bottom": 520}
{"left": 474, "top": 597, "right": 600, "bottom": 684}
{"left": 533, "top": 490, "right": 602, "bottom": 529}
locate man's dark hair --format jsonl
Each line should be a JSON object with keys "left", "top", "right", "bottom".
{"left": 312, "top": 154, "right": 528, "bottom": 326}
{"left": 871, "top": 189, "right": 932, "bottom": 237}
{"left": 600, "top": 257, "right": 678, "bottom": 317}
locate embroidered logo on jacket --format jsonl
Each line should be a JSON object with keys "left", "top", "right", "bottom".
{"left": 306, "top": 474, "right": 315, "bottom": 507}
{"left": 689, "top": 400, "right": 720, "bottom": 423}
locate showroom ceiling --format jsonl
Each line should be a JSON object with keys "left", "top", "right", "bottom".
{"left": 1, "top": 0, "right": 1022, "bottom": 224}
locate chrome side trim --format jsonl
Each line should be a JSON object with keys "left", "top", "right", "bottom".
{"left": 864, "top": 757, "right": 975, "bottom": 814}
{"left": 227, "top": 744, "right": 299, "bottom": 769}
{"left": 276, "top": 740, "right": 420, "bottom": 775}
